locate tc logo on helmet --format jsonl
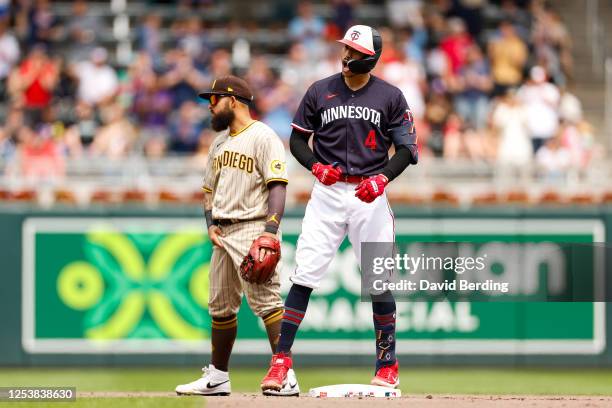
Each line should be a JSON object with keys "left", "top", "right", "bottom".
{"left": 350, "top": 30, "right": 360, "bottom": 41}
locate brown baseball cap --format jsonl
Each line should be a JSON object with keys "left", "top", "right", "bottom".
{"left": 198, "top": 75, "right": 254, "bottom": 105}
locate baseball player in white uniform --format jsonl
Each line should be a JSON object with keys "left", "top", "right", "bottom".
{"left": 261, "top": 25, "right": 418, "bottom": 393}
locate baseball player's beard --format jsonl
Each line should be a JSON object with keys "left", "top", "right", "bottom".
{"left": 211, "top": 107, "right": 235, "bottom": 132}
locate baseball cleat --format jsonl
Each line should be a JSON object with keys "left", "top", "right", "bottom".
{"left": 261, "top": 352, "right": 292, "bottom": 393}
{"left": 262, "top": 368, "right": 300, "bottom": 397}
{"left": 371, "top": 361, "right": 399, "bottom": 388}
{"left": 175, "top": 364, "right": 231, "bottom": 396}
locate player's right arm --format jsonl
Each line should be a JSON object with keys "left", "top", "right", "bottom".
{"left": 203, "top": 190, "right": 224, "bottom": 248}
{"left": 289, "top": 84, "right": 318, "bottom": 171}
{"left": 290, "top": 129, "right": 342, "bottom": 185}
{"left": 290, "top": 85, "right": 342, "bottom": 185}
{"left": 202, "top": 138, "right": 224, "bottom": 248}
{"left": 289, "top": 128, "right": 317, "bottom": 171}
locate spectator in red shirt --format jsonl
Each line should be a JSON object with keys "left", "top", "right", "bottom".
{"left": 15, "top": 125, "right": 65, "bottom": 182}
{"left": 8, "top": 45, "right": 59, "bottom": 123}
{"left": 440, "top": 17, "right": 473, "bottom": 75}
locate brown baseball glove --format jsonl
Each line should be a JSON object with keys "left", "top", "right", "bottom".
{"left": 240, "top": 235, "right": 281, "bottom": 284}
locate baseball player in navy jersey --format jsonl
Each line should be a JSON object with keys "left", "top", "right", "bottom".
{"left": 261, "top": 25, "right": 418, "bottom": 393}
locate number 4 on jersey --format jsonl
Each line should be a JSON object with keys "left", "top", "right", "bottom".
{"left": 364, "top": 130, "right": 377, "bottom": 150}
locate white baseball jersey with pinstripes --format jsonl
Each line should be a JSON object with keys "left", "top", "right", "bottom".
{"left": 203, "top": 120, "right": 288, "bottom": 220}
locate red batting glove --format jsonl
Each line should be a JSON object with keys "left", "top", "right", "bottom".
{"left": 312, "top": 163, "right": 342, "bottom": 186}
{"left": 355, "top": 174, "right": 389, "bottom": 203}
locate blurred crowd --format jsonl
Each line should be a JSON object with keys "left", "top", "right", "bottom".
{"left": 0, "top": 0, "right": 603, "bottom": 184}
{"left": 381, "top": 0, "right": 600, "bottom": 181}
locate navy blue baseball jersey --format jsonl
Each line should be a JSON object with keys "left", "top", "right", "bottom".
{"left": 291, "top": 73, "right": 417, "bottom": 176}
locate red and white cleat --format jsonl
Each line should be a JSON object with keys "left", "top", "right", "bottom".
{"left": 261, "top": 352, "right": 293, "bottom": 393}
{"left": 371, "top": 361, "right": 400, "bottom": 388}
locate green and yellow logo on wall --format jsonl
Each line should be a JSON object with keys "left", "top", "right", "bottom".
{"left": 55, "top": 227, "right": 210, "bottom": 340}
{"left": 24, "top": 218, "right": 291, "bottom": 354}
{"left": 26, "top": 220, "right": 215, "bottom": 344}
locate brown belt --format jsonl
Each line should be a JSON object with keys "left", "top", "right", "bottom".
{"left": 216, "top": 217, "right": 265, "bottom": 226}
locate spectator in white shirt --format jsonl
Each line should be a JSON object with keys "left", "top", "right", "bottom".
{"left": 536, "top": 137, "right": 571, "bottom": 182}
{"left": 492, "top": 89, "right": 532, "bottom": 167}
{"left": 558, "top": 86, "right": 583, "bottom": 125}
{"left": 72, "top": 47, "right": 119, "bottom": 106}
{"left": 517, "top": 66, "right": 560, "bottom": 153}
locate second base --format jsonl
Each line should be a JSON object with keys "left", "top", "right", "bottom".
{"left": 308, "top": 384, "right": 401, "bottom": 398}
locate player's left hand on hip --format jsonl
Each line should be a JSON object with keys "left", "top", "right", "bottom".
{"left": 355, "top": 174, "right": 388, "bottom": 203}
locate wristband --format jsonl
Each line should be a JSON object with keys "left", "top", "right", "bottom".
{"left": 264, "top": 223, "right": 279, "bottom": 234}
{"left": 264, "top": 213, "right": 280, "bottom": 234}
{"left": 205, "top": 210, "right": 217, "bottom": 229}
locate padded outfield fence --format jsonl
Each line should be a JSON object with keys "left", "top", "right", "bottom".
{"left": 1, "top": 205, "right": 612, "bottom": 367}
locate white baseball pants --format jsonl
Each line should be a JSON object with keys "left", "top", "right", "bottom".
{"left": 290, "top": 179, "right": 395, "bottom": 289}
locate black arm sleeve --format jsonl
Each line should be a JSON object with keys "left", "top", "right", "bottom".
{"left": 264, "top": 182, "right": 287, "bottom": 234}
{"left": 381, "top": 144, "right": 418, "bottom": 181}
{"left": 289, "top": 128, "right": 317, "bottom": 171}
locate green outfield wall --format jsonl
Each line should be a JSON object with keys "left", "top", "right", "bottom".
{"left": 1, "top": 205, "right": 611, "bottom": 366}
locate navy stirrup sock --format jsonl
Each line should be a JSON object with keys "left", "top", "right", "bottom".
{"left": 372, "top": 291, "right": 397, "bottom": 371}
{"left": 276, "top": 284, "right": 313, "bottom": 354}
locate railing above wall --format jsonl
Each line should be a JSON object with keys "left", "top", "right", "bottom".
{"left": 1, "top": 157, "right": 611, "bottom": 209}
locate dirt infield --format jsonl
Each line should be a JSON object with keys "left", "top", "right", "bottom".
{"left": 78, "top": 392, "right": 612, "bottom": 407}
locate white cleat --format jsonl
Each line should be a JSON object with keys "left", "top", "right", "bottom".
{"left": 175, "top": 365, "right": 231, "bottom": 396}
{"left": 262, "top": 368, "right": 300, "bottom": 397}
